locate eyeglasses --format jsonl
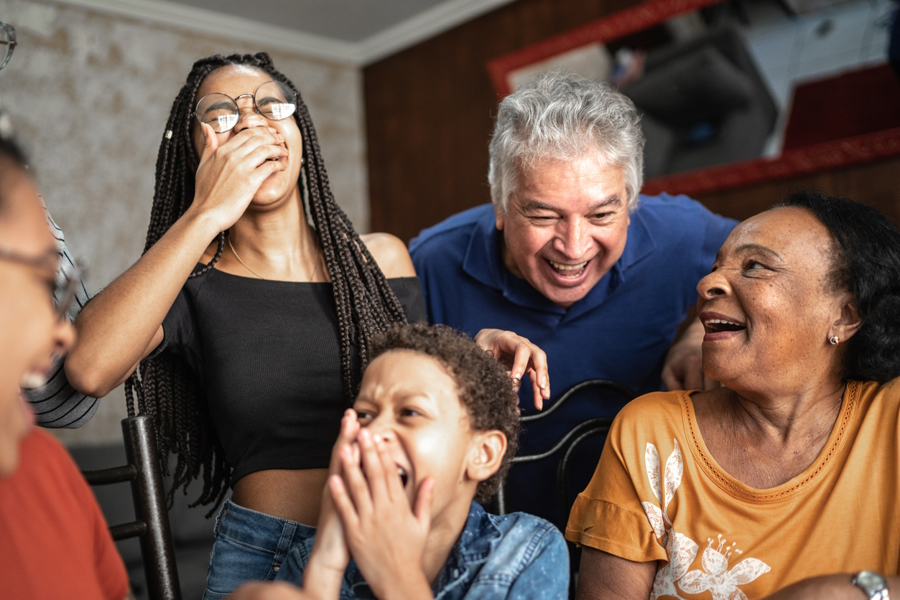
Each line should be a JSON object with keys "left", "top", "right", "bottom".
{"left": 0, "top": 247, "right": 87, "bottom": 320}
{"left": 194, "top": 80, "right": 297, "bottom": 134}
{"left": 0, "top": 22, "right": 16, "bottom": 70}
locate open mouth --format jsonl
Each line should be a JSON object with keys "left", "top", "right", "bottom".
{"left": 547, "top": 259, "right": 589, "bottom": 279}
{"left": 703, "top": 317, "right": 746, "bottom": 334}
{"left": 265, "top": 144, "right": 288, "bottom": 162}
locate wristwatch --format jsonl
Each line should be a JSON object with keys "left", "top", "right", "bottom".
{"left": 852, "top": 571, "right": 889, "bottom": 600}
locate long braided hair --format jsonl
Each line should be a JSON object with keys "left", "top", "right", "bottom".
{"left": 126, "top": 52, "right": 408, "bottom": 513}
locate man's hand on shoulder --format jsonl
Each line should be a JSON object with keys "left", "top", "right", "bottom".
{"left": 360, "top": 233, "right": 416, "bottom": 278}
{"left": 474, "top": 329, "right": 550, "bottom": 410}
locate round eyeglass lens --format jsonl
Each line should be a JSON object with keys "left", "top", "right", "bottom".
{"left": 0, "top": 23, "right": 16, "bottom": 70}
{"left": 195, "top": 93, "right": 240, "bottom": 134}
{"left": 194, "top": 80, "right": 296, "bottom": 134}
{"left": 255, "top": 80, "right": 296, "bottom": 121}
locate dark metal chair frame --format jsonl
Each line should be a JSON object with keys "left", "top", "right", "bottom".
{"left": 495, "top": 379, "right": 637, "bottom": 596}
{"left": 82, "top": 415, "right": 182, "bottom": 600}
{"left": 495, "top": 379, "right": 636, "bottom": 520}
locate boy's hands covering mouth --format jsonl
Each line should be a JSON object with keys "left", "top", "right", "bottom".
{"left": 304, "top": 409, "right": 358, "bottom": 591}
{"left": 330, "top": 428, "right": 435, "bottom": 600}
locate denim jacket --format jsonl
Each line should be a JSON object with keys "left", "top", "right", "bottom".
{"left": 278, "top": 502, "right": 569, "bottom": 599}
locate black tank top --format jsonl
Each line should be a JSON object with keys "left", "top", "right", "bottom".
{"left": 154, "top": 267, "right": 426, "bottom": 485}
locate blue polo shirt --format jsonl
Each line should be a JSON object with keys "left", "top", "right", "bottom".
{"left": 409, "top": 194, "right": 736, "bottom": 523}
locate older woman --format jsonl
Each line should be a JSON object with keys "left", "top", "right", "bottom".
{"left": 567, "top": 191, "right": 900, "bottom": 599}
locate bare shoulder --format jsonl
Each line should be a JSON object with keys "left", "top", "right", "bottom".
{"left": 360, "top": 232, "right": 415, "bottom": 278}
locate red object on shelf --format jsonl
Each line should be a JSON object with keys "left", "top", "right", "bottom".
{"left": 782, "top": 63, "right": 900, "bottom": 151}
{"left": 486, "top": 0, "right": 721, "bottom": 98}
{"left": 641, "top": 126, "right": 900, "bottom": 197}
{"left": 486, "top": 0, "right": 900, "bottom": 197}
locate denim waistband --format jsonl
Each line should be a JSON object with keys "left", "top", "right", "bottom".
{"left": 215, "top": 499, "right": 316, "bottom": 552}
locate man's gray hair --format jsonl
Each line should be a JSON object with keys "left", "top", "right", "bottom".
{"left": 488, "top": 71, "right": 645, "bottom": 213}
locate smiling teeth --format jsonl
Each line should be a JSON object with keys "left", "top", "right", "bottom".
{"left": 549, "top": 260, "right": 587, "bottom": 271}
{"left": 703, "top": 317, "right": 746, "bottom": 334}
{"left": 705, "top": 318, "right": 743, "bottom": 326}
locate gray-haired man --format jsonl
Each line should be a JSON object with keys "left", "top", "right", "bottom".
{"left": 410, "top": 72, "right": 737, "bottom": 522}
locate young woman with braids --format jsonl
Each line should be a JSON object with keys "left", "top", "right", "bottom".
{"left": 65, "top": 53, "right": 549, "bottom": 599}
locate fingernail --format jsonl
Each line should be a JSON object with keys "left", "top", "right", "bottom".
{"left": 373, "top": 434, "right": 382, "bottom": 444}
{"left": 540, "top": 376, "right": 547, "bottom": 389}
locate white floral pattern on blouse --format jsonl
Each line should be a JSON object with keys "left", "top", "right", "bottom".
{"left": 642, "top": 441, "right": 771, "bottom": 600}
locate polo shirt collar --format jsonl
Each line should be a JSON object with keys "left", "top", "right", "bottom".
{"left": 462, "top": 201, "right": 657, "bottom": 318}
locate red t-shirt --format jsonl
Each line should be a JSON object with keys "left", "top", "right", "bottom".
{"left": 0, "top": 428, "right": 130, "bottom": 599}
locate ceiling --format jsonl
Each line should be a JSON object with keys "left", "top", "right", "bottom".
{"left": 170, "top": 0, "right": 450, "bottom": 43}
{"left": 58, "top": 0, "right": 517, "bottom": 65}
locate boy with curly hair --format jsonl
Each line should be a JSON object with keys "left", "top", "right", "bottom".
{"left": 232, "top": 323, "right": 567, "bottom": 599}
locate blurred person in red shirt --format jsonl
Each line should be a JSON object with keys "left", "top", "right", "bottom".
{"left": 0, "top": 111, "right": 133, "bottom": 600}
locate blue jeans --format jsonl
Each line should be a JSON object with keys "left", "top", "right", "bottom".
{"left": 202, "top": 499, "right": 317, "bottom": 600}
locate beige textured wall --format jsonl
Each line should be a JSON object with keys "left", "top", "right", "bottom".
{"left": 0, "top": 0, "right": 369, "bottom": 446}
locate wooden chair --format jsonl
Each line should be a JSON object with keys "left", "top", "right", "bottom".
{"left": 82, "top": 415, "right": 182, "bottom": 600}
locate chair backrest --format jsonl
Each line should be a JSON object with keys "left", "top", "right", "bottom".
{"left": 494, "top": 379, "right": 637, "bottom": 598}
{"left": 555, "top": 416, "right": 615, "bottom": 596}
{"left": 494, "top": 379, "right": 636, "bottom": 522}
{"left": 519, "top": 379, "right": 636, "bottom": 426}
{"left": 555, "top": 417, "right": 614, "bottom": 529}
{"left": 82, "top": 415, "right": 182, "bottom": 600}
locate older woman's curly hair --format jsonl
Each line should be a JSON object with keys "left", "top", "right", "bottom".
{"left": 779, "top": 191, "right": 900, "bottom": 382}
{"left": 367, "top": 323, "right": 520, "bottom": 504}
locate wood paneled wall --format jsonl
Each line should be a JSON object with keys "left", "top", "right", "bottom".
{"left": 364, "top": 0, "right": 638, "bottom": 242}
{"left": 695, "top": 156, "right": 900, "bottom": 226}
{"left": 363, "top": 0, "right": 900, "bottom": 242}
